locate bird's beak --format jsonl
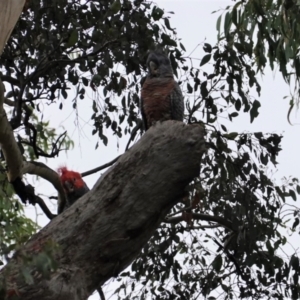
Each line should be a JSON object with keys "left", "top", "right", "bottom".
{"left": 159, "top": 65, "right": 173, "bottom": 77}
{"left": 64, "top": 181, "right": 74, "bottom": 193}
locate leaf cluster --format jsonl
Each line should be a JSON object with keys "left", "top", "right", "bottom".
{"left": 215, "top": 0, "right": 300, "bottom": 115}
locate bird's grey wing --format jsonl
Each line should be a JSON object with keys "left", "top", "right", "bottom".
{"left": 140, "top": 95, "right": 148, "bottom": 131}
{"left": 170, "top": 81, "right": 184, "bottom": 121}
{"left": 140, "top": 76, "right": 149, "bottom": 131}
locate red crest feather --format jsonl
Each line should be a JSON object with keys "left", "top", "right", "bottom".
{"left": 57, "top": 166, "right": 84, "bottom": 188}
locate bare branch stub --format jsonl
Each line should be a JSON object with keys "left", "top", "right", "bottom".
{"left": 82, "top": 118, "right": 144, "bottom": 178}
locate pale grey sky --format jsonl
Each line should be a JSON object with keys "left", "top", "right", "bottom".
{"left": 21, "top": 1, "right": 300, "bottom": 299}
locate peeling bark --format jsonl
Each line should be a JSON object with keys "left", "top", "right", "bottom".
{"left": 0, "top": 121, "right": 206, "bottom": 300}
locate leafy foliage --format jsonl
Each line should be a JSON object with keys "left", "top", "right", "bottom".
{"left": 0, "top": 0, "right": 300, "bottom": 299}
{"left": 1, "top": 0, "right": 181, "bottom": 147}
{"left": 0, "top": 170, "right": 38, "bottom": 265}
{"left": 215, "top": 0, "right": 300, "bottom": 116}
{"left": 111, "top": 38, "right": 300, "bottom": 299}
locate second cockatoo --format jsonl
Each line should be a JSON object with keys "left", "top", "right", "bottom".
{"left": 57, "top": 167, "right": 89, "bottom": 213}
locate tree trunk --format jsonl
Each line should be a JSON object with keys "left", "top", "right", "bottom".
{"left": 0, "top": 0, "right": 26, "bottom": 55}
{"left": 0, "top": 121, "right": 206, "bottom": 300}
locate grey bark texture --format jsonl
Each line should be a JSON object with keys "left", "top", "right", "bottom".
{"left": 0, "top": 0, "right": 26, "bottom": 56}
{"left": 0, "top": 121, "right": 206, "bottom": 300}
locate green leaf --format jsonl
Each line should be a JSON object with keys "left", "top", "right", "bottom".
{"left": 164, "top": 18, "right": 172, "bottom": 30}
{"left": 110, "top": 0, "right": 121, "bottom": 14}
{"left": 216, "top": 14, "right": 222, "bottom": 33}
{"left": 161, "top": 33, "right": 177, "bottom": 47}
{"left": 212, "top": 254, "right": 222, "bottom": 272}
{"left": 224, "top": 11, "right": 232, "bottom": 36}
{"left": 234, "top": 42, "right": 244, "bottom": 53}
{"left": 203, "top": 43, "right": 212, "bottom": 53}
{"left": 67, "top": 30, "right": 78, "bottom": 47}
{"left": 200, "top": 54, "right": 211, "bottom": 66}
{"left": 292, "top": 218, "right": 299, "bottom": 229}
{"left": 200, "top": 81, "right": 208, "bottom": 98}
{"left": 235, "top": 99, "right": 241, "bottom": 111}
{"left": 266, "top": 240, "right": 274, "bottom": 256}
{"left": 250, "top": 100, "right": 261, "bottom": 123}
{"left": 152, "top": 6, "right": 164, "bottom": 21}
{"left": 231, "top": 7, "right": 237, "bottom": 26}
{"left": 179, "top": 42, "right": 186, "bottom": 51}
{"left": 254, "top": 132, "right": 263, "bottom": 139}
{"left": 62, "top": 89, "right": 68, "bottom": 99}
{"left": 187, "top": 83, "right": 193, "bottom": 94}
{"left": 260, "top": 153, "right": 268, "bottom": 165}
{"left": 290, "top": 255, "right": 299, "bottom": 270}
{"left": 225, "top": 132, "right": 238, "bottom": 140}
{"left": 82, "top": 77, "right": 88, "bottom": 86}
{"left": 221, "top": 283, "right": 229, "bottom": 292}
{"left": 221, "top": 124, "right": 227, "bottom": 132}
{"left": 230, "top": 112, "right": 238, "bottom": 119}
{"left": 287, "top": 99, "right": 294, "bottom": 125}
{"left": 289, "top": 189, "right": 297, "bottom": 201}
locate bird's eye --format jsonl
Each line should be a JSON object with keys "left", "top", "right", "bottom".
{"left": 73, "top": 178, "right": 76, "bottom": 182}
{"left": 149, "top": 61, "right": 158, "bottom": 71}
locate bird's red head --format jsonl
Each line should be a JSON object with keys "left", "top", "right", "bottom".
{"left": 57, "top": 166, "right": 85, "bottom": 193}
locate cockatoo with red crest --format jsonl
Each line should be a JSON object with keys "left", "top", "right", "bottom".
{"left": 57, "top": 167, "right": 89, "bottom": 213}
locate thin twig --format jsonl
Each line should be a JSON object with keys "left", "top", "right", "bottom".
{"left": 167, "top": 206, "right": 193, "bottom": 218}
{"left": 165, "top": 213, "right": 235, "bottom": 231}
{"left": 82, "top": 119, "right": 144, "bottom": 177}
{"left": 189, "top": 224, "right": 222, "bottom": 230}
{"left": 81, "top": 155, "right": 121, "bottom": 177}
{"left": 97, "top": 287, "right": 106, "bottom": 300}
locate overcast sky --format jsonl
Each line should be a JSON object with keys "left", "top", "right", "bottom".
{"left": 21, "top": 1, "right": 300, "bottom": 299}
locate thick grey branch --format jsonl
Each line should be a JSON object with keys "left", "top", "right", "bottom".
{"left": 0, "top": 121, "right": 206, "bottom": 300}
